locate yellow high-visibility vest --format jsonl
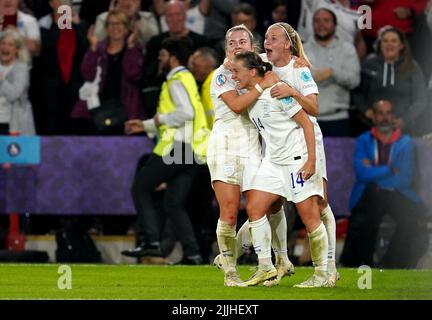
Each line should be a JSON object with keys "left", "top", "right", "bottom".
{"left": 153, "top": 68, "right": 210, "bottom": 163}
{"left": 201, "top": 70, "right": 215, "bottom": 129}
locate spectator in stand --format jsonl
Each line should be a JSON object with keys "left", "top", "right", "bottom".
{"left": 353, "top": 26, "right": 428, "bottom": 136}
{"left": 159, "top": 0, "right": 212, "bottom": 36}
{"left": 203, "top": 0, "right": 240, "bottom": 45}
{"left": 143, "top": 0, "right": 209, "bottom": 88}
{"left": 71, "top": 10, "right": 145, "bottom": 135}
{"left": 0, "top": 0, "right": 41, "bottom": 56}
{"left": 188, "top": 46, "right": 218, "bottom": 128}
{"left": 360, "top": 0, "right": 428, "bottom": 54}
{"left": 214, "top": 3, "right": 262, "bottom": 63}
{"left": 340, "top": 100, "right": 425, "bottom": 268}
{"left": 32, "top": 0, "right": 88, "bottom": 135}
{"left": 0, "top": 28, "right": 34, "bottom": 135}
{"left": 259, "top": 0, "right": 288, "bottom": 36}
{"left": 298, "top": 0, "right": 368, "bottom": 60}
{"left": 94, "top": 0, "right": 159, "bottom": 51}
{"left": 304, "top": 8, "right": 360, "bottom": 136}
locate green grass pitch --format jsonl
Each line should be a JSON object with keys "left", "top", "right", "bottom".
{"left": 0, "top": 264, "right": 431, "bottom": 300}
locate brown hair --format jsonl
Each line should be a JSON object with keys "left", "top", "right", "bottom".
{"left": 377, "top": 26, "right": 415, "bottom": 74}
{"left": 224, "top": 24, "right": 261, "bottom": 54}
{"left": 234, "top": 51, "right": 272, "bottom": 77}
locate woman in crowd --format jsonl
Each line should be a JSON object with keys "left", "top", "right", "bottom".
{"left": 71, "top": 9, "right": 145, "bottom": 135}
{"left": 0, "top": 27, "right": 35, "bottom": 135}
{"left": 354, "top": 26, "right": 428, "bottom": 136}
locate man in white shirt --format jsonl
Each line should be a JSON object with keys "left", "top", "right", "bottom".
{"left": 298, "top": 0, "right": 367, "bottom": 59}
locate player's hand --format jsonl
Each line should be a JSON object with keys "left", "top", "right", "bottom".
{"left": 127, "top": 24, "right": 139, "bottom": 48}
{"left": 270, "top": 82, "right": 298, "bottom": 99}
{"left": 223, "top": 57, "right": 234, "bottom": 71}
{"left": 260, "top": 71, "right": 280, "bottom": 90}
{"left": 87, "top": 25, "right": 98, "bottom": 51}
{"left": 298, "top": 160, "right": 315, "bottom": 181}
{"left": 293, "top": 56, "right": 311, "bottom": 69}
{"left": 124, "top": 119, "right": 144, "bottom": 134}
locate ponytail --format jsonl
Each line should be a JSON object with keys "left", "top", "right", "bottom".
{"left": 234, "top": 51, "right": 272, "bottom": 77}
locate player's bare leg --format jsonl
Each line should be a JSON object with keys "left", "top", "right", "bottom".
{"left": 294, "top": 196, "right": 329, "bottom": 288}
{"left": 319, "top": 179, "right": 339, "bottom": 287}
{"left": 213, "top": 181, "right": 246, "bottom": 287}
{"left": 236, "top": 199, "right": 295, "bottom": 287}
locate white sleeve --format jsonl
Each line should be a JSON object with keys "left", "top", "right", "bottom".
{"left": 295, "top": 67, "right": 319, "bottom": 96}
{"left": 142, "top": 119, "right": 157, "bottom": 134}
{"left": 212, "top": 68, "right": 237, "bottom": 98}
{"left": 279, "top": 98, "right": 302, "bottom": 118}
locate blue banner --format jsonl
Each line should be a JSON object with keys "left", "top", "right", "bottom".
{"left": 0, "top": 136, "right": 41, "bottom": 164}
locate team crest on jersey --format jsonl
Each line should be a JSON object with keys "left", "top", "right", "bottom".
{"left": 216, "top": 74, "right": 227, "bottom": 86}
{"left": 300, "top": 71, "right": 313, "bottom": 82}
{"left": 281, "top": 96, "right": 293, "bottom": 105}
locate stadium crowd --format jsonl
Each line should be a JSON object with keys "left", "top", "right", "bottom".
{"left": 0, "top": 0, "right": 431, "bottom": 269}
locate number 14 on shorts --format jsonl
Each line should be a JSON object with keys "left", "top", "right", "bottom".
{"left": 290, "top": 172, "right": 305, "bottom": 189}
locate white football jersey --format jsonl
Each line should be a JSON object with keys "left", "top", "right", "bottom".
{"left": 260, "top": 53, "right": 327, "bottom": 178}
{"left": 248, "top": 87, "right": 307, "bottom": 165}
{"left": 208, "top": 65, "right": 260, "bottom": 158}
{"left": 260, "top": 53, "right": 319, "bottom": 100}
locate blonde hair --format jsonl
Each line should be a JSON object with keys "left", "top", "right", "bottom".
{"left": 0, "top": 27, "right": 30, "bottom": 64}
{"left": 268, "top": 22, "right": 311, "bottom": 66}
{"left": 105, "top": 9, "right": 131, "bottom": 30}
{"left": 224, "top": 24, "right": 261, "bottom": 54}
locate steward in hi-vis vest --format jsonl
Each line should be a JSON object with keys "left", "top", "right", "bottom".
{"left": 121, "top": 38, "right": 209, "bottom": 265}
{"left": 153, "top": 66, "right": 210, "bottom": 164}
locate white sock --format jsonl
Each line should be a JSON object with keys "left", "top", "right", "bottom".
{"left": 321, "top": 205, "right": 336, "bottom": 265}
{"left": 216, "top": 219, "right": 237, "bottom": 273}
{"left": 235, "top": 220, "right": 252, "bottom": 258}
{"left": 268, "top": 207, "right": 291, "bottom": 265}
{"left": 308, "top": 222, "right": 328, "bottom": 273}
{"left": 249, "top": 215, "right": 273, "bottom": 268}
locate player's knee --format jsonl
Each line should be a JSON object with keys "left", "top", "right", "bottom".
{"left": 220, "top": 198, "right": 239, "bottom": 219}
{"left": 246, "top": 201, "right": 264, "bottom": 221}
